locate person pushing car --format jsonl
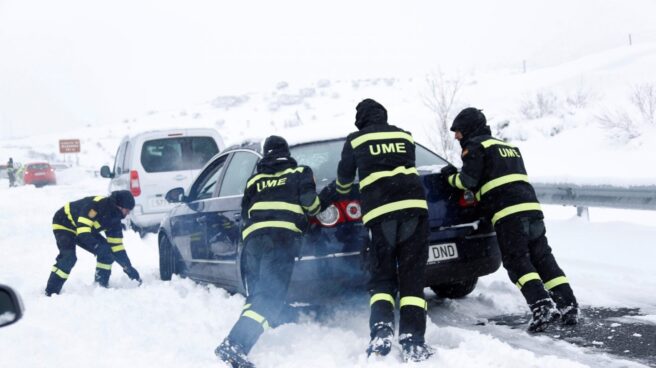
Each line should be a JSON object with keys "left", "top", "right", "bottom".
{"left": 215, "top": 135, "right": 322, "bottom": 368}
{"left": 442, "top": 107, "right": 579, "bottom": 332}
{"left": 322, "top": 99, "right": 434, "bottom": 362}
{"left": 45, "top": 190, "right": 142, "bottom": 296}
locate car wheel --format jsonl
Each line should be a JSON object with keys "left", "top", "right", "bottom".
{"left": 430, "top": 277, "right": 478, "bottom": 299}
{"left": 159, "top": 235, "right": 175, "bottom": 281}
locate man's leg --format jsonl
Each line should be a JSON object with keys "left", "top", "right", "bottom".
{"left": 496, "top": 216, "right": 559, "bottom": 332}
{"left": 527, "top": 217, "right": 578, "bottom": 324}
{"left": 78, "top": 241, "right": 113, "bottom": 287}
{"left": 397, "top": 215, "right": 433, "bottom": 362}
{"left": 45, "top": 230, "right": 77, "bottom": 296}
{"left": 366, "top": 219, "right": 398, "bottom": 356}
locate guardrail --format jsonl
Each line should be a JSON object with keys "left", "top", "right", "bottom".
{"left": 532, "top": 183, "right": 656, "bottom": 217}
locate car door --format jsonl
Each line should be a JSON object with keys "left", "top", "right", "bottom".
{"left": 169, "top": 154, "right": 228, "bottom": 280}
{"left": 203, "top": 150, "right": 260, "bottom": 290}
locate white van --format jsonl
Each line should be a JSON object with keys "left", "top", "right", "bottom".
{"left": 100, "top": 128, "right": 224, "bottom": 235}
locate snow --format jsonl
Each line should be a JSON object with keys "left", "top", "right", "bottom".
{"left": 1, "top": 1, "right": 656, "bottom": 367}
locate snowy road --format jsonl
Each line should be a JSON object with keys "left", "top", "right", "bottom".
{"left": 1, "top": 176, "right": 655, "bottom": 368}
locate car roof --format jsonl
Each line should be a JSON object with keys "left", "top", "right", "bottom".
{"left": 121, "top": 127, "right": 221, "bottom": 142}
{"left": 223, "top": 136, "right": 348, "bottom": 155}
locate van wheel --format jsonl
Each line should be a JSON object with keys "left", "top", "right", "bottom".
{"left": 430, "top": 278, "right": 478, "bottom": 299}
{"left": 159, "top": 235, "right": 176, "bottom": 281}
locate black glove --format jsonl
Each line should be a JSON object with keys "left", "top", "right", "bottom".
{"left": 318, "top": 180, "right": 338, "bottom": 211}
{"left": 124, "top": 266, "right": 142, "bottom": 284}
{"left": 440, "top": 164, "right": 458, "bottom": 178}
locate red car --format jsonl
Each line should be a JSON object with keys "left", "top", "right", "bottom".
{"left": 23, "top": 162, "right": 57, "bottom": 187}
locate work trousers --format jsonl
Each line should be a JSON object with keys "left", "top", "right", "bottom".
{"left": 226, "top": 230, "right": 298, "bottom": 353}
{"left": 494, "top": 214, "right": 577, "bottom": 309}
{"left": 366, "top": 214, "right": 428, "bottom": 345}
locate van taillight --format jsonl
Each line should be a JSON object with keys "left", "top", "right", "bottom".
{"left": 130, "top": 170, "right": 141, "bottom": 197}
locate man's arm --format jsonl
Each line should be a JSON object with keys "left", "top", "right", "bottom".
{"left": 105, "top": 224, "right": 140, "bottom": 282}
{"left": 299, "top": 167, "right": 321, "bottom": 216}
{"left": 447, "top": 144, "right": 485, "bottom": 190}
{"left": 336, "top": 138, "right": 357, "bottom": 195}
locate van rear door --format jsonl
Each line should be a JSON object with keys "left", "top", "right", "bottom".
{"left": 137, "top": 133, "right": 220, "bottom": 215}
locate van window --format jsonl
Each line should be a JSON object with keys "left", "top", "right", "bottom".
{"left": 141, "top": 137, "right": 219, "bottom": 173}
{"left": 113, "top": 141, "right": 127, "bottom": 175}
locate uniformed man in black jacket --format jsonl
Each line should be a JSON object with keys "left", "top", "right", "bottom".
{"left": 324, "top": 99, "right": 433, "bottom": 362}
{"left": 45, "top": 190, "right": 141, "bottom": 296}
{"left": 442, "top": 107, "right": 579, "bottom": 332}
{"left": 215, "top": 136, "right": 321, "bottom": 368}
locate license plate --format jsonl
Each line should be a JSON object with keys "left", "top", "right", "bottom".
{"left": 427, "top": 243, "right": 458, "bottom": 263}
{"left": 149, "top": 197, "right": 168, "bottom": 207}
{"left": 35, "top": 172, "right": 45, "bottom": 176}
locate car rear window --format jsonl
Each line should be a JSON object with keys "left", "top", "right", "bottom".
{"left": 141, "top": 137, "right": 219, "bottom": 173}
{"left": 289, "top": 139, "right": 447, "bottom": 188}
{"left": 27, "top": 163, "right": 50, "bottom": 170}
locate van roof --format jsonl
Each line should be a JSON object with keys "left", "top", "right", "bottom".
{"left": 121, "top": 128, "right": 221, "bottom": 142}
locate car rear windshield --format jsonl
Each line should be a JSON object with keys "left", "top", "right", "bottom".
{"left": 289, "top": 139, "right": 447, "bottom": 188}
{"left": 141, "top": 136, "right": 219, "bottom": 173}
{"left": 27, "top": 163, "right": 50, "bottom": 170}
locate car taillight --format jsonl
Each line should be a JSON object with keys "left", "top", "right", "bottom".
{"left": 458, "top": 190, "right": 477, "bottom": 207}
{"left": 130, "top": 170, "right": 141, "bottom": 197}
{"left": 313, "top": 200, "right": 362, "bottom": 227}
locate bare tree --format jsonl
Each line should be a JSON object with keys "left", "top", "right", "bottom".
{"left": 422, "top": 72, "right": 463, "bottom": 162}
{"left": 631, "top": 83, "right": 656, "bottom": 125}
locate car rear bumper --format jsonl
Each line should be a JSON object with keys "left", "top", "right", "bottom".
{"left": 130, "top": 208, "right": 167, "bottom": 229}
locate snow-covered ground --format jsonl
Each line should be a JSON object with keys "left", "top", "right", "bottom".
{"left": 0, "top": 167, "right": 654, "bottom": 368}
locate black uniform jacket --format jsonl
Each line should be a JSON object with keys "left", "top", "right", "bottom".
{"left": 241, "top": 155, "right": 320, "bottom": 241}
{"left": 52, "top": 195, "right": 133, "bottom": 268}
{"left": 448, "top": 130, "right": 542, "bottom": 226}
{"left": 336, "top": 123, "right": 428, "bottom": 226}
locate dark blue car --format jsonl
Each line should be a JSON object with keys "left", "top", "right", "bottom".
{"left": 158, "top": 138, "right": 500, "bottom": 302}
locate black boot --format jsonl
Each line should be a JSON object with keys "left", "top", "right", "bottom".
{"left": 215, "top": 338, "right": 255, "bottom": 368}
{"left": 560, "top": 304, "right": 579, "bottom": 325}
{"left": 528, "top": 299, "right": 561, "bottom": 332}
{"left": 549, "top": 284, "right": 579, "bottom": 326}
{"left": 366, "top": 323, "right": 394, "bottom": 357}
{"left": 400, "top": 339, "right": 435, "bottom": 363}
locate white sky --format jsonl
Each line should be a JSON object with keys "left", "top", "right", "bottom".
{"left": 1, "top": 0, "right": 655, "bottom": 137}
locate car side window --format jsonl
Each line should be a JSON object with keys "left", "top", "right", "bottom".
{"left": 218, "top": 152, "right": 259, "bottom": 197}
{"left": 189, "top": 155, "right": 228, "bottom": 201}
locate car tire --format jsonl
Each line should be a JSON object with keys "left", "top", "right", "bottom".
{"left": 159, "top": 235, "right": 175, "bottom": 281}
{"left": 430, "top": 277, "right": 478, "bottom": 299}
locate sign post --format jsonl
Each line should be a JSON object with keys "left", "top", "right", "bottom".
{"left": 59, "top": 139, "right": 80, "bottom": 166}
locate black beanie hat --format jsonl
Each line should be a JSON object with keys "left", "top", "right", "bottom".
{"left": 355, "top": 98, "right": 388, "bottom": 130}
{"left": 263, "top": 135, "right": 290, "bottom": 157}
{"left": 111, "top": 190, "right": 135, "bottom": 210}
{"left": 451, "top": 107, "right": 487, "bottom": 136}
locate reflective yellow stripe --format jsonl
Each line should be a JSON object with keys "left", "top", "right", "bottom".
{"left": 336, "top": 187, "right": 351, "bottom": 194}
{"left": 242, "top": 303, "right": 252, "bottom": 311}
{"left": 336, "top": 179, "right": 352, "bottom": 189}
{"left": 51, "top": 266, "right": 69, "bottom": 279}
{"left": 93, "top": 221, "right": 101, "bottom": 229}
{"left": 477, "top": 174, "right": 529, "bottom": 200}
{"left": 246, "top": 167, "right": 305, "bottom": 188}
{"left": 370, "top": 293, "right": 395, "bottom": 307}
{"left": 304, "top": 197, "right": 321, "bottom": 214}
{"left": 362, "top": 199, "right": 428, "bottom": 225}
{"left": 544, "top": 276, "right": 569, "bottom": 290}
{"left": 76, "top": 227, "right": 92, "bottom": 235}
{"left": 248, "top": 201, "right": 304, "bottom": 217}
{"left": 242, "top": 310, "right": 270, "bottom": 330}
{"left": 64, "top": 203, "right": 76, "bottom": 226}
{"left": 400, "top": 296, "right": 427, "bottom": 310}
{"left": 351, "top": 131, "right": 414, "bottom": 149}
{"left": 107, "top": 237, "right": 123, "bottom": 244}
{"left": 96, "top": 262, "right": 112, "bottom": 270}
{"left": 111, "top": 245, "right": 126, "bottom": 252}
{"left": 242, "top": 221, "right": 302, "bottom": 240}
{"left": 359, "top": 166, "right": 418, "bottom": 190}
{"left": 93, "top": 196, "right": 104, "bottom": 202}
{"left": 492, "top": 203, "right": 542, "bottom": 225}
{"left": 481, "top": 139, "right": 515, "bottom": 149}
{"left": 52, "top": 224, "right": 76, "bottom": 234}
{"left": 77, "top": 217, "right": 94, "bottom": 226}
{"left": 515, "top": 272, "right": 541, "bottom": 289}
{"left": 448, "top": 173, "right": 466, "bottom": 190}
